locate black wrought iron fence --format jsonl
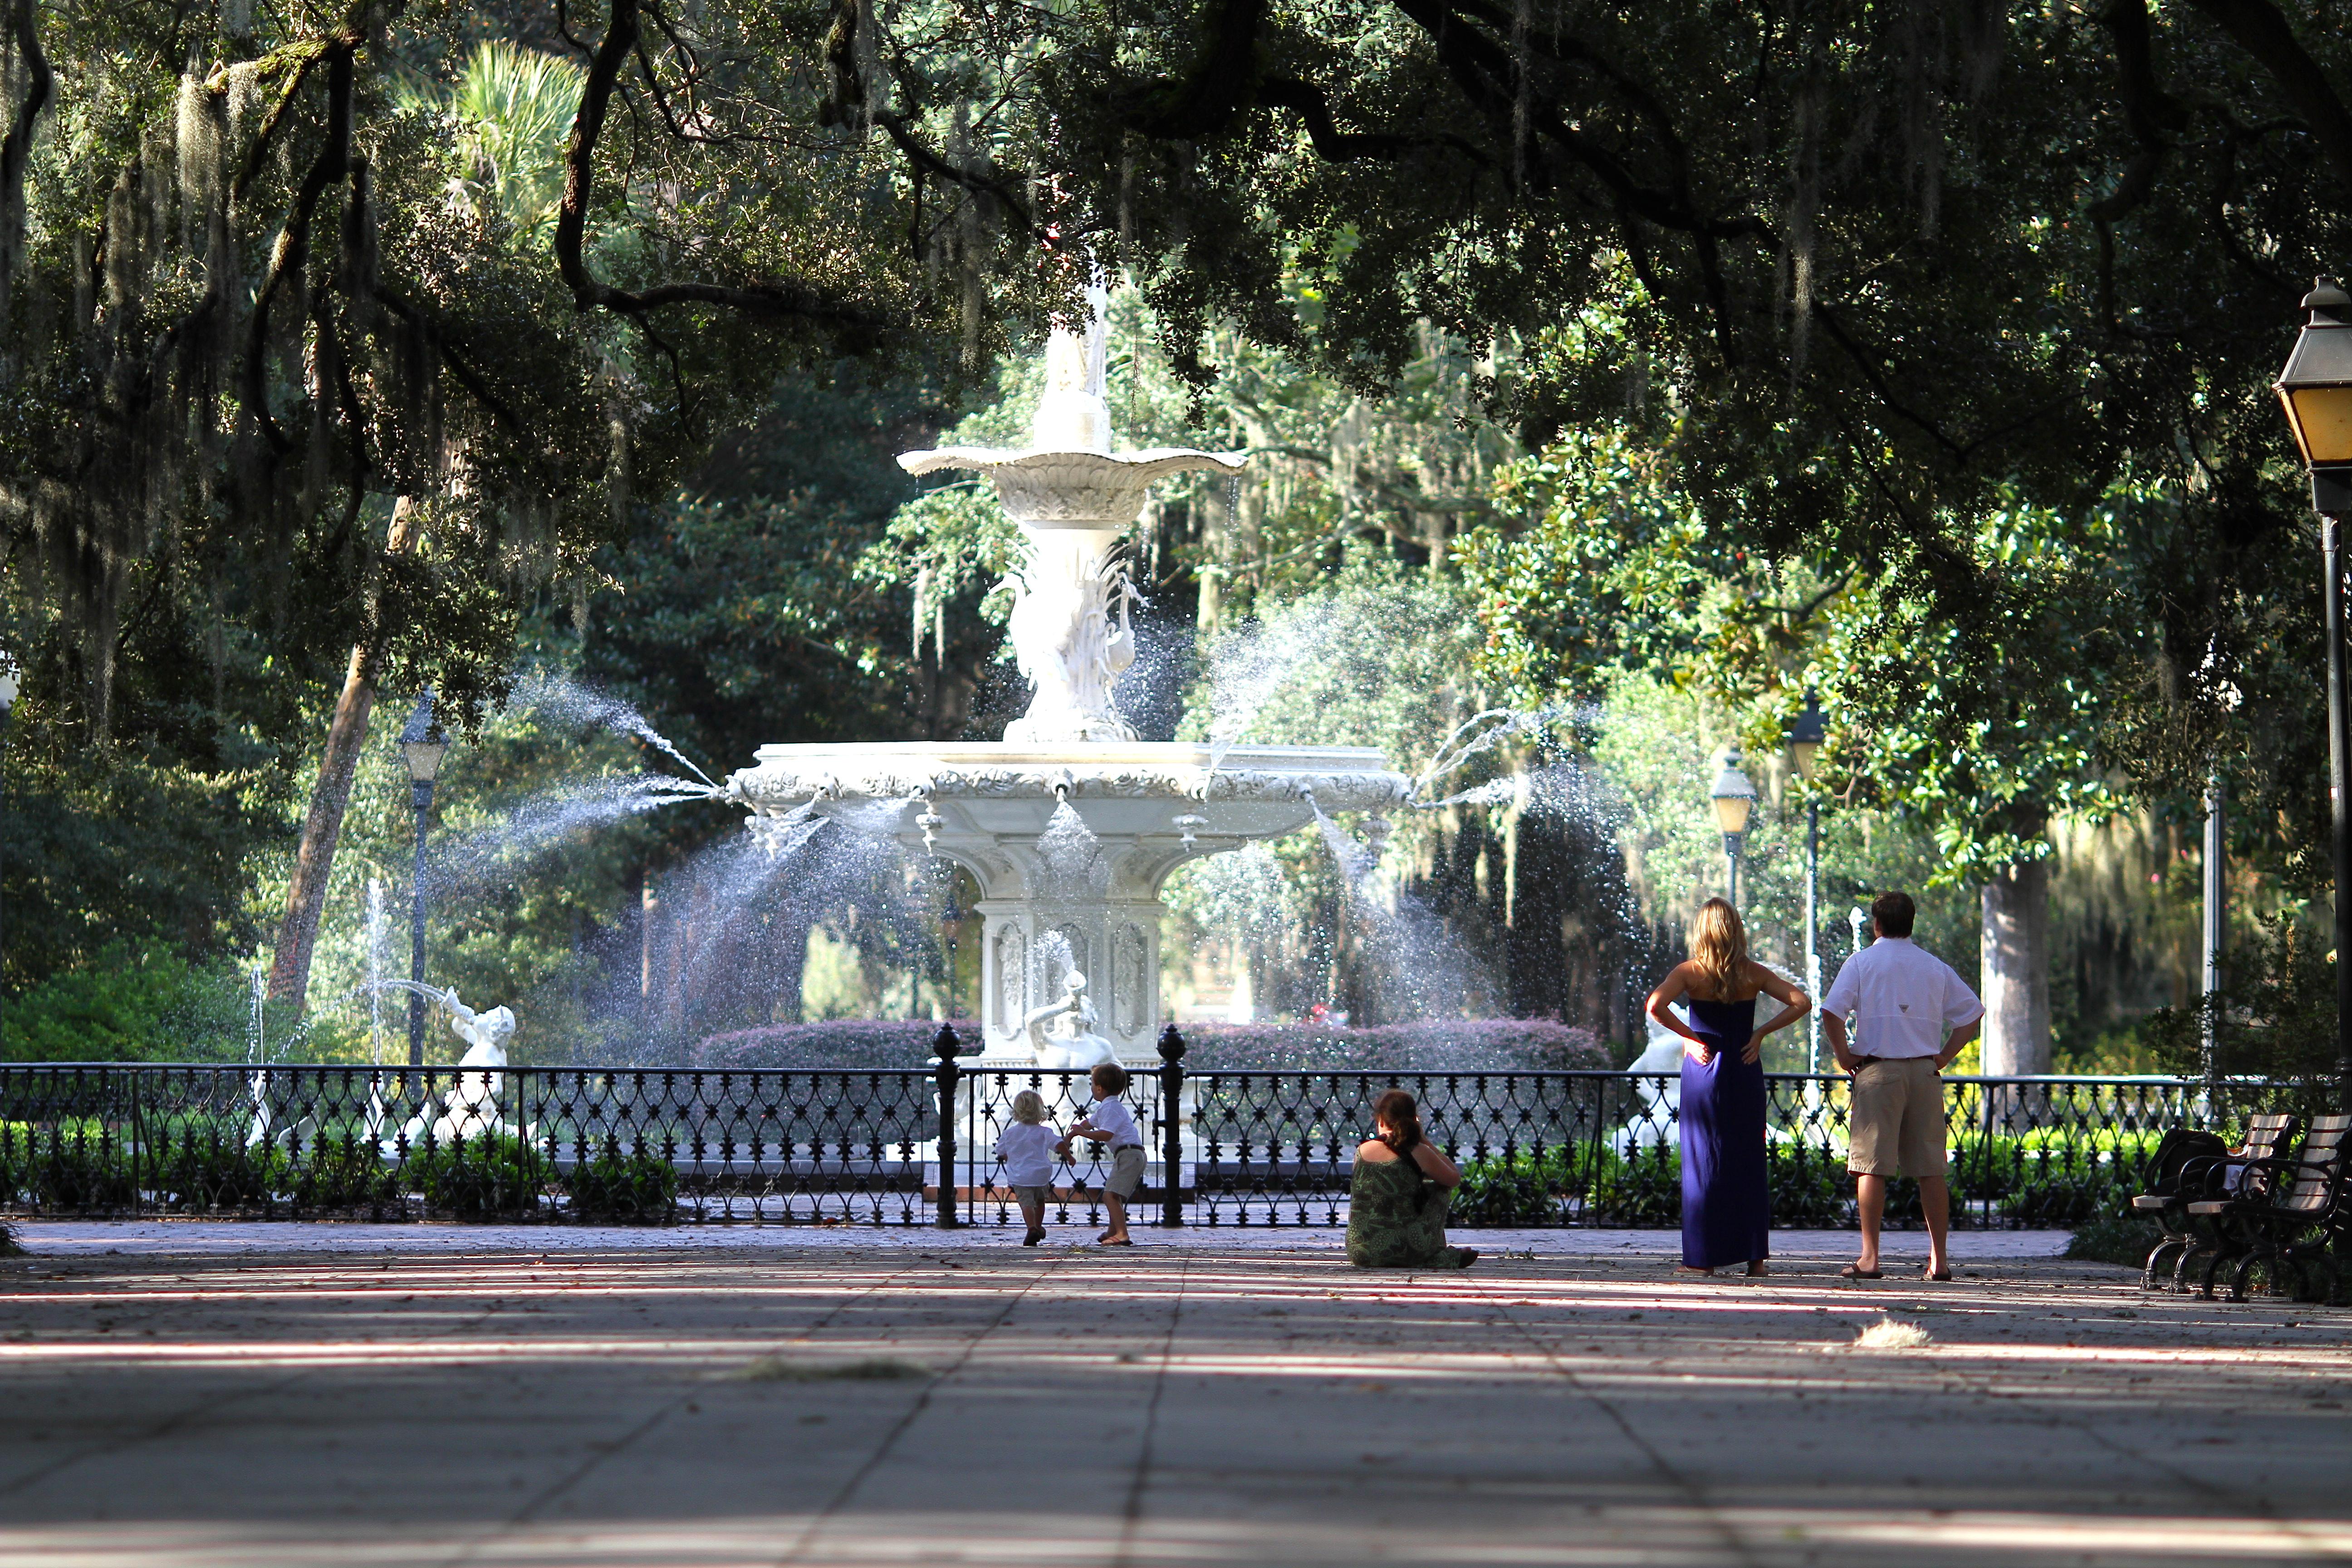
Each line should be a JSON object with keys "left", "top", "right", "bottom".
{"left": 0, "top": 1031, "right": 2332, "bottom": 1228}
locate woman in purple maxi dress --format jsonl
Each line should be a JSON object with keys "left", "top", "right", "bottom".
{"left": 1645, "top": 898, "right": 1811, "bottom": 1275}
{"left": 1680, "top": 993, "right": 1773, "bottom": 1270}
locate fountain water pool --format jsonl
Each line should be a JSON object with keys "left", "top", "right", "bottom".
{"left": 727, "top": 296, "right": 1409, "bottom": 1065}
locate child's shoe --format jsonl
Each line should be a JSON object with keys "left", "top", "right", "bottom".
{"left": 1023, "top": 1226, "right": 1045, "bottom": 1246}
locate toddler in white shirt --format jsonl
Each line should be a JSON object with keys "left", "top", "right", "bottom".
{"left": 995, "top": 1089, "right": 1059, "bottom": 1246}
{"left": 1056, "top": 1062, "right": 1142, "bottom": 1245}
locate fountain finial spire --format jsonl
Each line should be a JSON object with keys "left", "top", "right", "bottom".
{"left": 897, "top": 279, "right": 1244, "bottom": 745}
{"left": 1032, "top": 279, "right": 1113, "bottom": 453}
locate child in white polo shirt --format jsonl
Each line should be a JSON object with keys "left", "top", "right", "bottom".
{"left": 1057, "top": 1062, "right": 1142, "bottom": 1245}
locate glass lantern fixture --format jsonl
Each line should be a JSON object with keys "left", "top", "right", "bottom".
{"left": 2277, "top": 277, "right": 2352, "bottom": 514}
{"left": 1788, "top": 691, "right": 1826, "bottom": 781}
{"left": 400, "top": 692, "right": 451, "bottom": 795}
{"left": 1710, "top": 751, "right": 1757, "bottom": 842}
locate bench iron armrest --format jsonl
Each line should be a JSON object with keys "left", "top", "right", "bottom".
{"left": 2173, "top": 1155, "right": 2237, "bottom": 1197}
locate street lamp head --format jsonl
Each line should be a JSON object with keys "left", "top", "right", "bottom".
{"left": 1710, "top": 750, "right": 1757, "bottom": 838}
{"left": 399, "top": 690, "right": 451, "bottom": 785}
{"left": 1787, "top": 690, "right": 1826, "bottom": 781}
{"left": 941, "top": 891, "right": 967, "bottom": 948}
{"left": 2276, "top": 277, "right": 2352, "bottom": 506}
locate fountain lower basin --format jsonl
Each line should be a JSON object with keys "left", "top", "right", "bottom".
{"left": 727, "top": 741, "right": 1408, "bottom": 1063}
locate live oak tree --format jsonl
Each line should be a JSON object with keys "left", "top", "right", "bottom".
{"left": 874, "top": 0, "right": 2349, "bottom": 1056}
{"left": 985, "top": 0, "right": 2351, "bottom": 1064}
{"left": 0, "top": 0, "right": 1006, "bottom": 1002}
{"left": 10, "top": 0, "right": 2352, "bottom": 1038}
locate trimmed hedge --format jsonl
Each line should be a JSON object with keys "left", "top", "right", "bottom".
{"left": 695, "top": 1019, "right": 981, "bottom": 1071}
{"left": 565, "top": 1145, "right": 681, "bottom": 1223}
{"left": 409, "top": 1132, "right": 545, "bottom": 1219}
{"left": 1450, "top": 1134, "right": 2149, "bottom": 1230}
{"left": 1453, "top": 1144, "right": 1847, "bottom": 1228}
{"left": 1175, "top": 1020, "right": 1608, "bottom": 1072}
{"left": 694, "top": 1017, "right": 1607, "bottom": 1072}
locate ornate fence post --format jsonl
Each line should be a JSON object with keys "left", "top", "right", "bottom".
{"left": 1157, "top": 1022, "right": 1186, "bottom": 1229}
{"left": 934, "top": 1022, "right": 961, "bottom": 1229}
{"left": 1978, "top": 1074, "right": 1999, "bottom": 1229}
{"left": 127, "top": 1067, "right": 144, "bottom": 1218}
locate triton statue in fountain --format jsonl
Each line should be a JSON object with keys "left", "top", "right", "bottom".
{"left": 1023, "top": 970, "right": 1120, "bottom": 1073}
{"left": 727, "top": 290, "right": 1408, "bottom": 1065}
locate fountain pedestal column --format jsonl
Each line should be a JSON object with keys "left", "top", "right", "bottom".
{"left": 973, "top": 894, "right": 1166, "bottom": 1064}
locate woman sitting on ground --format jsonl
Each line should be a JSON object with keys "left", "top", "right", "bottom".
{"left": 1346, "top": 1088, "right": 1478, "bottom": 1269}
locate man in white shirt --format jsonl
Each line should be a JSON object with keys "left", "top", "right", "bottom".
{"left": 1819, "top": 891, "right": 1984, "bottom": 1282}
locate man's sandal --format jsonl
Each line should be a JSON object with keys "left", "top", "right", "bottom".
{"left": 1838, "top": 1264, "right": 1884, "bottom": 1279}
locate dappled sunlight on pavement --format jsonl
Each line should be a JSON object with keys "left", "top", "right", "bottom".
{"left": 0, "top": 1236, "right": 2345, "bottom": 1565}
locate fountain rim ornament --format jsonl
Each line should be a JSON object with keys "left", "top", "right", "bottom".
{"left": 735, "top": 740, "right": 1408, "bottom": 809}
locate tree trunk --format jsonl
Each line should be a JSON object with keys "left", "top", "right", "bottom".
{"left": 640, "top": 872, "right": 662, "bottom": 1018}
{"left": 265, "top": 498, "right": 423, "bottom": 1010}
{"left": 1980, "top": 853, "right": 2052, "bottom": 1076}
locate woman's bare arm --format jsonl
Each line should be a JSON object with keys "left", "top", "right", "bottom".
{"left": 1743, "top": 964, "right": 1811, "bottom": 1063}
{"left": 1411, "top": 1142, "right": 1462, "bottom": 1188}
{"left": 1645, "top": 964, "right": 1710, "bottom": 1059}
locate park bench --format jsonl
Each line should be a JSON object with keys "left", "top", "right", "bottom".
{"left": 2128, "top": 1126, "right": 2233, "bottom": 1290}
{"left": 2141, "top": 1112, "right": 2299, "bottom": 1294}
{"left": 2185, "top": 1113, "right": 2349, "bottom": 1302}
{"left": 2136, "top": 1114, "right": 2295, "bottom": 1288}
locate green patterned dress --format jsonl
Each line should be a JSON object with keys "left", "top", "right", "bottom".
{"left": 1346, "top": 1149, "right": 1476, "bottom": 1268}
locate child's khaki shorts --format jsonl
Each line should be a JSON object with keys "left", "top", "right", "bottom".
{"left": 1105, "top": 1146, "right": 1146, "bottom": 1198}
{"left": 1013, "top": 1184, "right": 1049, "bottom": 1207}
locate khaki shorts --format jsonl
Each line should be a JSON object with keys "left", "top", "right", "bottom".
{"left": 1012, "top": 1184, "right": 1049, "bottom": 1208}
{"left": 1847, "top": 1057, "right": 1947, "bottom": 1180}
{"left": 1104, "top": 1146, "right": 1146, "bottom": 1199}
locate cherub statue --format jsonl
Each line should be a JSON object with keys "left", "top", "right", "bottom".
{"left": 381, "top": 989, "right": 529, "bottom": 1153}
{"left": 445, "top": 991, "right": 517, "bottom": 1064}
{"left": 1021, "top": 970, "right": 1119, "bottom": 1072}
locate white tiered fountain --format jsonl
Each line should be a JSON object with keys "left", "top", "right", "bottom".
{"left": 725, "top": 302, "right": 1408, "bottom": 1065}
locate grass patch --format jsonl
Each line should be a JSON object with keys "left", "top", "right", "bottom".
{"left": 733, "top": 1353, "right": 933, "bottom": 1382}
{"left": 2065, "top": 1213, "right": 2162, "bottom": 1268}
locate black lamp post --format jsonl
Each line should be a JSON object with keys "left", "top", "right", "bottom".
{"left": 1788, "top": 692, "right": 1827, "bottom": 1072}
{"left": 941, "top": 892, "right": 967, "bottom": 1023}
{"left": 2275, "top": 276, "right": 2352, "bottom": 1112}
{"left": 1710, "top": 750, "right": 1758, "bottom": 909}
{"left": 0, "top": 660, "right": 16, "bottom": 1029}
{"left": 399, "top": 691, "right": 451, "bottom": 1068}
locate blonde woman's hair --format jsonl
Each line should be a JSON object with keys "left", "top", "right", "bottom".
{"left": 1010, "top": 1089, "right": 1047, "bottom": 1125}
{"left": 1688, "top": 897, "right": 1749, "bottom": 1001}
